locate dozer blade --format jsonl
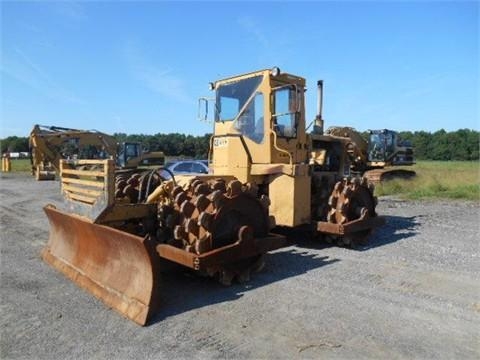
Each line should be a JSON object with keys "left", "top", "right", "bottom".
{"left": 41, "top": 205, "right": 161, "bottom": 325}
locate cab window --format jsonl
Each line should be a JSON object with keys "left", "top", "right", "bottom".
{"left": 273, "top": 86, "right": 299, "bottom": 138}
{"left": 233, "top": 92, "right": 265, "bottom": 144}
{"left": 125, "top": 143, "right": 139, "bottom": 158}
{"left": 216, "top": 76, "right": 263, "bottom": 122}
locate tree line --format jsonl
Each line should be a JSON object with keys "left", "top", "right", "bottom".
{"left": 1, "top": 129, "right": 478, "bottom": 161}
{"left": 394, "top": 129, "right": 478, "bottom": 161}
{"left": 113, "top": 133, "right": 211, "bottom": 159}
{"left": 0, "top": 133, "right": 213, "bottom": 160}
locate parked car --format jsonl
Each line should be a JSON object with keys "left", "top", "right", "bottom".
{"left": 160, "top": 159, "right": 210, "bottom": 179}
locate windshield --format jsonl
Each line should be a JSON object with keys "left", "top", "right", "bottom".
{"left": 368, "top": 133, "right": 385, "bottom": 161}
{"left": 368, "top": 132, "right": 395, "bottom": 161}
{"left": 215, "top": 75, "right": 263, "bottom": 122}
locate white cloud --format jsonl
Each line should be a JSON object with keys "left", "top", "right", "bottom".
{"left": 123, "top": 42, "right": 191, "bottom": 104}
{"left": 237, "top": 15, "right": 289, "bottom": 66}
{"left": 52, "top": 1, "right": 87, "bottom": 21}
{"left": 17, "top": 21, "right": 53, "bottom": 49}
{"left": 1, "top": 47, "right": 84, "bottom": 104}
{"left": 237, "top": 16, "right": 270, "bottom": 48}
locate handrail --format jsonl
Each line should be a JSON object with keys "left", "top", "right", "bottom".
{"left": 269, "top": 129, "right": 293, "bottom": 166}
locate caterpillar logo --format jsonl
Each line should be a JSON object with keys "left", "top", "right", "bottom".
{"left": 213, "top": 138, "right": 228, "bottom": 148}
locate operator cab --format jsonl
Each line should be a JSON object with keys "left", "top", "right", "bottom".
{"left": 212, "top": 73, "right": 302, "bottom": 143}
{"left": 117, "top": 142, "right": 141, "bottom": 168}
{"left": 368, "top": 129, "right": 395, "bottom": 162}
{"left": 199, "top": 67, "right": 307, "bottom": 181}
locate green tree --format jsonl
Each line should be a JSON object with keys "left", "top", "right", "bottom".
{"left": 431, "top": 129, "right": 450, "bottom": 160}
{"left": 1, "top": 136, "right": 29, "bottom": 153}
{"left": 465, "top": 129, "right": 479, "bottom": 160}
{"left": 412, "top": 131, "right": 433, "bottom": 160}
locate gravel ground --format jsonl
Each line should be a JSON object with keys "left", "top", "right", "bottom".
{"left": 1, "top": 172, "right": 479, "bottom": 359}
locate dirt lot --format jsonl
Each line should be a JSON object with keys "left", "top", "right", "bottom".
{"left": 1, "top": 172, "right": 479, "bottom": 359}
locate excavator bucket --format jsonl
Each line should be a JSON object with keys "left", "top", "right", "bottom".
{"left": 41, "top": 205, "right": 161, "bottom": 325}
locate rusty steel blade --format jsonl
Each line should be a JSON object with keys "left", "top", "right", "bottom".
{"left": 41, "top": 205, "right": 161, "bottom": 325}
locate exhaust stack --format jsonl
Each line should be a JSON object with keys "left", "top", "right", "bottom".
{"left": 313, "top": 80, "right": 324, "bottom": 135}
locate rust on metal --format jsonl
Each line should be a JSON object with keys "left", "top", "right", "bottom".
{"left": 155, "top": 177, "right": 284, "bottom": 285}
{"left": 41, "top": 205, "right": 161, "bottom": 325}
{"left": 322, "top": 177, "right": 384, "bottom": 245}
{"left": 158, "top": 178, "right": 271, "bottom": 255}
{"left": 317, "top": 216, "right": 385, "bottom": 235}
{"left": 157, "top": 227, "right": 286, "bottom": 271}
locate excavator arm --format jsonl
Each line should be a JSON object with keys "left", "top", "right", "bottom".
{"left": 29, "top": 124, "right": 118, "bottom": 180}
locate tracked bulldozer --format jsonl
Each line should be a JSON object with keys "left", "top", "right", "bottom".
{"left": 325, "top": 126, "right": 416, "bottom": 184}
{"left": 42, "top": 68, "right": 385, "bottom": 325}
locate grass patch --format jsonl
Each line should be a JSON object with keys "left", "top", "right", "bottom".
{"left": 374, "top": 161, "right": 480, "bottom": 201}
{"left": 1, "top": 158, "right": 32, "bottom": 173}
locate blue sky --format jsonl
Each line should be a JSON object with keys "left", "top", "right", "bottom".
{"left": 1, "top": 1, "right": 478, "bottom": 138}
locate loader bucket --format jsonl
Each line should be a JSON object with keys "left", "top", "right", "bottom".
{"left": 41, "top": 205, "right": 161, "bottom": 325}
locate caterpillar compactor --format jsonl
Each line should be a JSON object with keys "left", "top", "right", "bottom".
{"left": 42, "top": 68, "right": 384, "bottom": 325}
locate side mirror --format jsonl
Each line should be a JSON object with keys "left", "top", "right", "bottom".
{"left": 198, "top": 97, "right": 214, "bottom": 123}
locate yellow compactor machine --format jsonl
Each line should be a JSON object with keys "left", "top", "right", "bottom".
{"left": 42, "top": 68, "right": 385, "bottom": 325}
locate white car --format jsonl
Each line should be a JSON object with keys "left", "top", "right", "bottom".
{"left": 161, "top": 160, "right": 210, "bottom": 179}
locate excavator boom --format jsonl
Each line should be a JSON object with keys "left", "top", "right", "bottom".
{"left": 29, "top": 124, "right": 165, "bottom": 180}
{"left": 29, "top": 124, "right": 117, "bottom": 180}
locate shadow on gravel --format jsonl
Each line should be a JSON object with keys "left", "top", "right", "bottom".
{"left": 272, "top": 215, "right": 420, "bottom": 252}
{"left": 150, "top": 215, "right": 417, "bottom": 324}
{"left": 355, "top": 215, "right": 420, "bottom": 251}
{"left": 150, "top": 249, "right": 339, "bottom": 325}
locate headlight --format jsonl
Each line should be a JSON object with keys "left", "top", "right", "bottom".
{"left": 271, "top": 67, "right": 281, "bottom": 77}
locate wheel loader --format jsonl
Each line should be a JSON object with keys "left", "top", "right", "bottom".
{"left": 325, "top": 126, "right": 416, "bottom": 184}
{"left": 41, "top": 68, "right": 385, "bottom": 325}
{"left": 29, "top": 124, "right": 165, "bottom": 180}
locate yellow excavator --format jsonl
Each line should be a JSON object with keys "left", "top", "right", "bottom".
{"left": 41, "top": 68, "right": 385, "bottom": 325}
{"left": 29, "top": 125, "right": 165, "bottom": 180}
{"left": 325, "top": 126, "right": 415, "bottom": 184}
